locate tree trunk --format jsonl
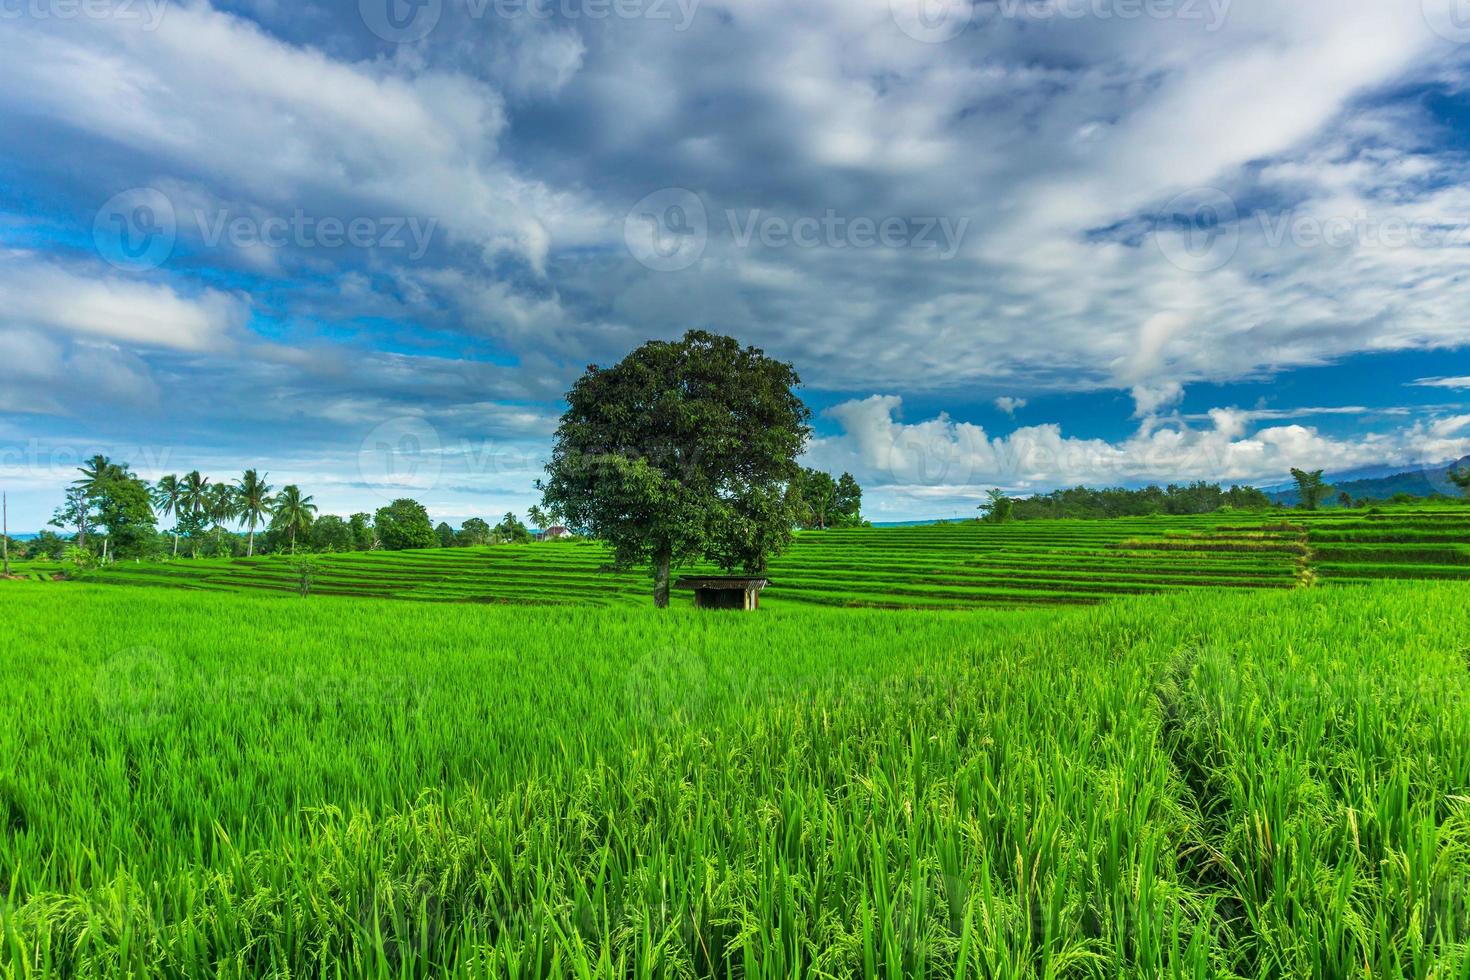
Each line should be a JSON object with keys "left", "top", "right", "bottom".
{"left": 653, "top": 551, "right": 671, "bottom": 609}
{"left": 290, "top": 527, "right": 296, "bottom": 555}
{"left": 248, "top": 526, "right": 255, "bottom": 557}
{"left": 172, "top": 531, "right": 179, "bottom": 558}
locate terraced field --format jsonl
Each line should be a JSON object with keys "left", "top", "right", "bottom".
{"left": 51, "top": 503, "right": 1469, "bottom": 609}
{"left": 40, "top": 505, "right": 1464, "bottom": 605}
{"left": 2, "top": 559, "right": 64, "bottom": 582}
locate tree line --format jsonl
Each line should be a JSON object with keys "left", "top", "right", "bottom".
{"left": 977, "top": 466, "right": 1470, "bottom": 523}
{"left": 15, "top": 447, "right": 862, "bottom": 569}
{"left": 18, "top": 456, "right": 562, "bottom": 563}
{"left": 977, "top": 481, "right": 1274, "bottom": 522}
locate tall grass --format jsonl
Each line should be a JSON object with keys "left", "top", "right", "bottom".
{"left": 2, "top": 581, "right": 1468, "bottom": 977}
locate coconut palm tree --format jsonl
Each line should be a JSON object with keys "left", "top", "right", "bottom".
{"left": 180, "top": 471, "right": 211, "bottom": 558}
{"left": 181, "top": 471, "right": 210, "bottom": 516}
{"left": 204, "top": 483, "right": 240, "bottom": 558}
{"left": 73, "top": 455, "right": 113, "bottom": 501}
{"left": 206, "top": 482, "right": 239, "bottom": 528}
{"left": 151, "top": 474, "right": 184, "bottom": 558}
{"left": 235, "top": 470, "right": 273, "bottom": 557}
{"left": 272, "top": 485, "right": 317, "bottom": 554}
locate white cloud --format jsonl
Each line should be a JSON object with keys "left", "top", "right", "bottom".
{"left": 0, "top": 4, "right": 596, "bottom": 272}
{"left": 2, "top": 0, "right": 1470, "bottom": 528}
{"left": 0, "top": 328, "right": 161, "bottom": 417}
{"left": 811, "top": 395, "right": 1470, "bottom": 509}
{"left": 994, "top": 396, "right": 1027, "bottom": 417}
{"left": 0, "top": 254, "right": 243, "bottom": 352}
{"left": 1413, "top": 376, "right": 1470, "bottom": 390}
{"left": 1130, "top": 382, "right": 1186, "bottom": 419}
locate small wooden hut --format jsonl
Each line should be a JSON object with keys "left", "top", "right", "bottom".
{"left": 674, "top": 576, "right": 769, "bottom": 611}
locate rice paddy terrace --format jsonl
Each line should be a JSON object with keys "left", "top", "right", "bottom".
{"left": 60, "top": 504, "right": 1470, "bottom": 609}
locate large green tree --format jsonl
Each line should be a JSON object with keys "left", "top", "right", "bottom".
{"left": 435, "top": 521, "right": 457, "bottom": 548}
{"left": 1290, "top": 468, "right": 1331, "bottom": 511}
{"left": 796, "top": 468, "right": 838, "bottom": 530}
{"left": 540, "top": 330, "right": 811, "bottom": 607}
{"left": 979, "top": 488, "right": 1014, "bottom": 524}
{"left": 795, "top": 470, "right": 863, "bottom": 530}
{"left": 492, "top": 512, "right": 532, "bottom": 544}
{"left": 309, "top": 515, "right": 354, "bottom": 552}
{"left": 73, "top": 456, "right": 148, "bottom": 562}
{"left": 833, "top": 473, "right": 863, "bottom": 527}
{"left": 348, "top": 513, "right": 376, "bottom": 551}
{"left": 459, "top": 517, "right": 492, "bottom": 546}
{"left": 94, "top": 475, "right": 158, "bottom": 559}
{"left": 374, "top": 498, "right": 435, "bottom": 551}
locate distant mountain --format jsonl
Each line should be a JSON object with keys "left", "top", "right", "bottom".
{"left": 1259, "top": 460, "right": 1454, "bottom": 494}
{"left": 1267, "top": 457, "right": 1470, "bottom": 506}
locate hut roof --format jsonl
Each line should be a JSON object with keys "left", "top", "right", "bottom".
{"left": 674, "top": 577, "right": 770, "bottom": 590}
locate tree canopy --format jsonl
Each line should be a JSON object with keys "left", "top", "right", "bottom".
{"left": 1290, "top": 469, "right": 1331, "bottom": 512}
{"left": 540, "top": 330, "right": 811, "bottom": 607}
{"left": 1449, "top": 466, "right": 1470, "bottom": 499}
{"left": 375, "top": 498, "right": 435, "bottom": 551}
{"left": 794, "top": 468, "right": 863, "bottom": 530}
{"left": 979, "top": 488, "right": 1014, "bottom": 523}
{"left": 999, "top": 482, "right": 1272, "bottom": 520}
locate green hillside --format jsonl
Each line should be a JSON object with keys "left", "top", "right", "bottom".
{"left": 48, "top": 503, "right": 1470, "bottom": 609}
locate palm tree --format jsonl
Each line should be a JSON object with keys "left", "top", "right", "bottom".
{"left": 272, "top": 485, "right": 317, "bottom": 554}
{"left": 73, "top": 455, "right": 114, "bottom": 502}
{"left": 206, "top": 482, "right": 239, "bottom": 528}
{"left": 235, "top": 470, "right": 273, "bottom": 557}
{"left": 181, "top": 471, "right": 210, "bottom": 517}
{"left": 152, "top": 474, "right": 184, "bottom": 558}
{"left": 180, "top": 471, "right": 210, "bottom": 558}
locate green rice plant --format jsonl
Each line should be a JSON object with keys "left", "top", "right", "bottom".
{"left": 1, "top": 581, "right": 1468, "bottom": 977}
{"left": 1155, "top": 593, "right": 1470, "bottom": 978}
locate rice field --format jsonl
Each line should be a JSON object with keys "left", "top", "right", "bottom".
{"left": 1, "top": 580, "right": 1467, "bottom": 978}
{"left": 1, "top": 559, "right": 64, "bottom": 582}
{"left": 56, "top": 503, "right": 1470, "bottom": 609}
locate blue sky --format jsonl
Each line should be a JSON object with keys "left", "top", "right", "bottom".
{"left": 3, "top": 0, "right": 1470, "bottom": 528}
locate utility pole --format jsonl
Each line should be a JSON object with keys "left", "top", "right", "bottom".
{"left": 2, "top": 492, "right": 9, "bottom": 577}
